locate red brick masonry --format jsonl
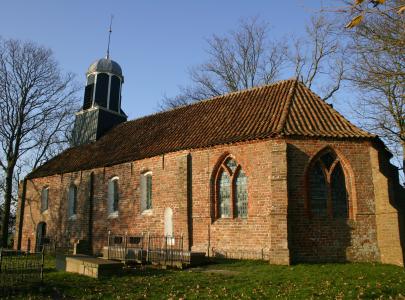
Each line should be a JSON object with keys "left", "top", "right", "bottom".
{"left": 14, "top": 80, "right": 404, "bottom": 266}
{"left": 15, "top": 138, "right": 404, "bottom": 266}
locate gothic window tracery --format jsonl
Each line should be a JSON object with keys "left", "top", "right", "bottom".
{"left": 307, "top": 149, "right": 348, "bottom": 218}
{"left": 214, "top": 156, "right": 248, "bottom": 219}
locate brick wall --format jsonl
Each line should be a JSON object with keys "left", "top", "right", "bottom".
{"left": 189, "top": 140, "right": 276, "bottom": 261}
{"left": 286, "top": 138, "right": 403, "bottom": 266}
{"left": 369, "top": 146, "right": 404, "bottom": 266}
{"left": 15, "top": 137, "right": 403, "bottom": 265}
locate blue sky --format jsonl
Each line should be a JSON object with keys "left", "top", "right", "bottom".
{"left": 0, "top": 0, "right": 326, "bottom": 120}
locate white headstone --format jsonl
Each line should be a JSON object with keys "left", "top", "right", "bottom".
{"left": 164, "top": 207, "right": 173, "bottom": 237}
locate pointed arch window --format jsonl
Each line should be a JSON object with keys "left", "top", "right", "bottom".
{"left": 214, "top": 156, "right": 248, "bottom": 219}
{"left": 307, "top": 150, "right": 348, "bottom": 218}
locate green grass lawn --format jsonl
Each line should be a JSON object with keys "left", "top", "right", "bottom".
{"left": 6, "top": 257, "right": 405, "bottom": 299}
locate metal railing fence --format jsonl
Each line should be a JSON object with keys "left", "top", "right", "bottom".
{"left": 147, "top": 234, "right": 189, "bottom": 266}
{"left": 0, "top": 249, "right": 44, "bottom": 295}
{"left": 105, "top": 232, "right": 189, "bottom": 266}
{"left": 106, "top": 232, "right": 146, "bottom": 263}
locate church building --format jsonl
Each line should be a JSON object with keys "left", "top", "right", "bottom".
{"left": 14, "top": 57, "right": 404, "bottom": 266}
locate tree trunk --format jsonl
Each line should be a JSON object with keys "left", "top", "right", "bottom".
{"left": 1, "top": 168, "right": 14, "bottom": 247}
{"left": 402, "top": 142, "right": 405, "bottom": 184}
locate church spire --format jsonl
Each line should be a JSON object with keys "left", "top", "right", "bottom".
{"left": 106, "top": 15, "right": 113, "bottom": 59}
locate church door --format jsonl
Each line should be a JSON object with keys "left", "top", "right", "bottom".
{"left": 35, "top": 222, "right": 47, "bottom": 252}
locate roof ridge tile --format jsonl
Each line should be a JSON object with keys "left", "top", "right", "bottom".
{"left": 276, "top": 79, "right": 299, "bottom": 134}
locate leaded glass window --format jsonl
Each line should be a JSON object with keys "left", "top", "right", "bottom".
{"left": 331, "top": 163, "right": 348, "bottom": 218}
{"left": 308, "top": 150, "right": 349, "bottom": 218}
{"left": 108, "top": 177, "right": 119, "bottom": 216}
{"left": 214, "top": 155, "right": 248, "bottom": 219}
{"left": 308, "top": 161, "right": 328, "bottom": 216}
{"left": 113, "top": 180, "right": 119, "bottom": 212}
{"left": 140, "top": 172, "right": 152, "bottom": 212}
{"left": 146, "top": 174, "right": 152, "bottom": 210}
{"left": 235, "top": 170, "right": 248, "bottom": 218}
{"left": 41, "top": 187, "right": 49, "bottom": 212}
{"left": 218, "top": 171, "right": 231, "bottom": 218}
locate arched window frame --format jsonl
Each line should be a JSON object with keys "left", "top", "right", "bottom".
{"left": 41, "top": 186, "right": 49, "bottom": 212}
{"left": 305, "top": 147, "right": 356, "bottom": 220}
{"left": 140, "top": 171, "right": 153, "bottom": 214}
{"left": 212, "top": 154, "right": 249, "bottom": 220}
{"left": 107, "top": 176, "right": 119, "bottom": 218}
{"left": 68, "top": 184, "right": 78, "bottom": 219}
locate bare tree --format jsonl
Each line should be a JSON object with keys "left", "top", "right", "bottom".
{"left": 290, "top": 15, "right": 346, "bottom": 101}
{"left": 344, "top": 0, "right": 405, "bottom": 181}
{"left": 160, "top": 18, "right": 287, "bottom": 110}
{"left": 0, "top": 39, "right": 78, "bottom": 246}
{"left": 160, "top": 15, "right": 346, "bottom": 110}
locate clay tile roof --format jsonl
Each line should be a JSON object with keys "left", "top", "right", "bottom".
{"left": 28, "top": 79, "right": 374, "bottom": 179}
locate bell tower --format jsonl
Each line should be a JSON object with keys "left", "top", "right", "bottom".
{"left": 71, "top": 17, "right": 127, "bottom": 147}
{"left": 70, "top": 58, "right": 127, "bottom": 146}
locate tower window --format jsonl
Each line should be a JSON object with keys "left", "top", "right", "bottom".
{"left": 83, "top": 74, "right": 95, "bottom": 110}
{"left": 95, "top": 73, "right": 109, "bottom": 108}
{"left": 109, "top": 75, "right": 120, "bottom": 112}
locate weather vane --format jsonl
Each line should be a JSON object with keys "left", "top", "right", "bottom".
{"left": 106, "top": 15, "right": 114, "bottom": 59}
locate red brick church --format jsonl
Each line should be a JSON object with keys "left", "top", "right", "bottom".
{"left": 15, "top": 57, "right": 404, "bottom": 266}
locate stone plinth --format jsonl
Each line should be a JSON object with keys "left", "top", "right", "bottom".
{"left": 65, "top": 255, "right": 123, "bottom": 278}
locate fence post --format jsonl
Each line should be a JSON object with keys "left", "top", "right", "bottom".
{"left": 124, "top": 232, "right": 128, "bottom": 263}
{"left": 107, "top": 230, "right": 111, "bottom": 260}
{"left": 180, "top": 234, "right": 184, "bottom": 264}
{"left": 207, "top": 224, "right": 210, "bottom": 258}
{"left": 40, "top": 248, "right": 44, "bottom": 283}
{"left": 146, "top": 232, "right": 150, "bottom": 263}
{"left": 0, "top": 248, "right": 3, "bottom": 272}
{"left": 164, "top": 236, "right": 168, "bottom": 266}
{"left": 24, "top": 250, "right": 28, "bottom": 282}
